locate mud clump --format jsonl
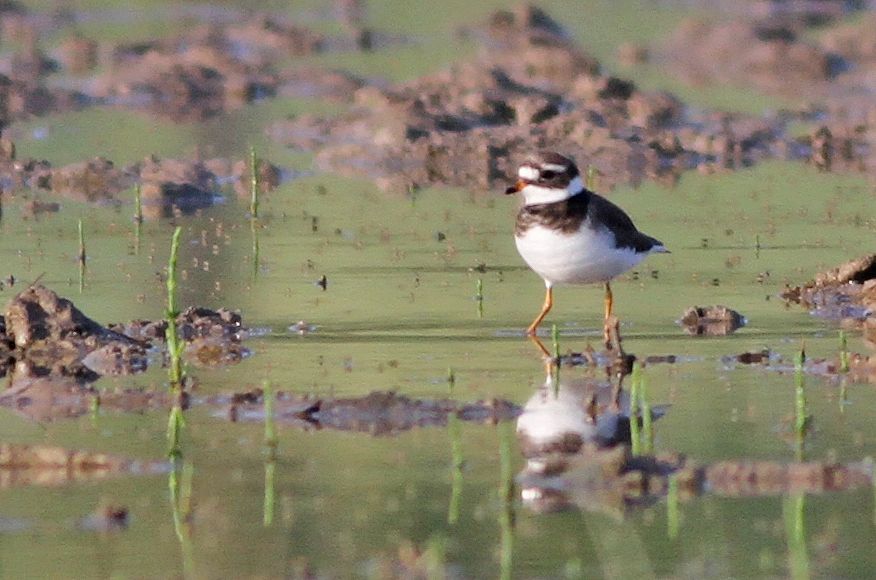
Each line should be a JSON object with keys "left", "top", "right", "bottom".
{"left": 679, "top": 305, "right": 746, "bottom": 336}
{"left": 0, "top": 285, "right": 249, "bottom": 381}
{"left": 782, "top": 254, "right": 876, "bottom": 323}
{"left": 111, "top": 306, "right": 248, "bottom": 368}
{"left": 3, "top": 285, "right": 145, "bottom": 377}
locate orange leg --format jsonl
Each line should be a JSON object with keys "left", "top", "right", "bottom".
{"left": 603, "top": 281, "right": 613, "bottom": 321}
{"left": 603, "top": 282, "right": 613, "bottom": 349}
{"left": 526, "top": 284, "right": 553, "bottom": 336}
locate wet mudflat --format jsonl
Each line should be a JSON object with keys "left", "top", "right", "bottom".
{"left": 0, "top": 0, "right": 875, "bottom": 577}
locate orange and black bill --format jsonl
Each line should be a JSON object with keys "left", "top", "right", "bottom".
{"left": 505, "top": 181, "right": 524, "bottom": 194}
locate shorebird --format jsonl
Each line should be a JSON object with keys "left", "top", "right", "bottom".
{"left": 505, "top": 151, "right": 668, "bottom": 346}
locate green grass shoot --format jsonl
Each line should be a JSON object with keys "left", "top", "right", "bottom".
{"left": 447, "top": 413, "right": 463, "bottom": 525}
{"left": 640, "top": 365, "right": 653, "bottom": 454}
{"left": 167, "top": 403, "right": 186, "bottom": 460}
{"left": 262, "top": 380, "right": 277, "bottom": 527}
{"left": 264, "top": 455, "right": 276, "bottom": 527}
{"left": 77, "top": 218, "right": 86, "bottom": 263}
{"left": 263, "top": 380, "right": 277, "bottom": 449}
{"left": 447, "top": 367, "right": 455, "bottom": 394}
{"left": 839, "top": 330, "right": 850, "bottom": 373}
{"left": 78, "top": 218, "right": 86, "bottom": 292}
{"left": 498, "top": 421, "right": 514, "bottom": 580}
{"left": 134, "top": 184, "right": 143, "bottom": 255}
{"left": 667, "top": 473, "right": 679, "bottom": 539}
{"left": 250, "top": 146, "right": 260, "bottom": 219}
{"left": 586, "top": 164, "right": 597, "bottom": 190}
{"left": 165, "top": 226, "right": 185, "bottom": 389}
{"left": 251, "top": 217, "right": 260, "bottom": 281}
{"left": 475, "top": 278, "right": 484, "bottom": 318}
{"left": 793, "top": 343, "right": 808, "bottom": 461}
{"left": 630, "top": 361, "right": 642, "bottom": 456}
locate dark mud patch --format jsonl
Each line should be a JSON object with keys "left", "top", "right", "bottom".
{"left": 224, "top": 389, "right": 521, "bottom": 435}
{"left": 679, "top": 305, "right": 747, "bottom": 336}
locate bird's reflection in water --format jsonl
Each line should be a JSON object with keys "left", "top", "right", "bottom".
{"left": 516, "top": 341, "right": 669, "bottom": 516}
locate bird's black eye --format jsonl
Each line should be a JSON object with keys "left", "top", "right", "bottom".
{"left": 540, "top": 170, "right": 556, "bottom": 180}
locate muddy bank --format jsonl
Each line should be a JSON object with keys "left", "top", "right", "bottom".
{"left": 782, "top": 254, "right": 876, "bottom": 327}
{"left": 659, "top": 13, "right": 876, "bottom": 178}
{"left": 269, "top": 5, "right": 798, "bottom": 193}
{"left": 0, "top": 285, "right": 247, "bottom": 381}
{"left": 0, "top": 5, "right": 392, "bottom": 123}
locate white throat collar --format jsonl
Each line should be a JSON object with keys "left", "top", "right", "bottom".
{"left": 520, "top": 176, "right": 585, "bottom": 206}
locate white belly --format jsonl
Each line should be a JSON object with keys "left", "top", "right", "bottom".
{"left": 515, "top": 224, "right": 645, "bottom": 285}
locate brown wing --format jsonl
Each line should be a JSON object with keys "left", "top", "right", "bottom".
{"left": 589, "top": 193, "right": 663, "bottom": 252}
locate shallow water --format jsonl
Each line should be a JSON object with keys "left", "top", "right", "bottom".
{"left": 1, "top": 0, "right": 876, "bottom": 578}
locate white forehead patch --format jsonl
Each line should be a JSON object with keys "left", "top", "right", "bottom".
{"left": 541, "top": 163, "right": 567, "bottom": 173}
{"left": 518, "top": 166, "right": 540, "bottom": 181}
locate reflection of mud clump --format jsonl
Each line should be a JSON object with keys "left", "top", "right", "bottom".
{"left": 269, "top": 6, "right": 781, "bottom": 193}
{"left": 782, "top": 254, "right": 876, "bottom": 322}
{"left": 50, "top": 157, "right": 133, "bottom": 203}
{"left": 520, "top": 443, "right": 873, "bottom": 515}
{"left": 136, "top": 156, "right": 218, "bottom": 218}
{"left": 705, "top": 460, "right": 871, "bottom": 497}
{"left": 679, "top": 305, "right": 746, "bottom": 336}
{"left": 0, "top": 443, "right": 165, "bottom": 488}
{"left": 0, "top": 140, "right": 280, "bottom": 212}
{"left": 226, "top": 390, "right": 521, "bottom": 435}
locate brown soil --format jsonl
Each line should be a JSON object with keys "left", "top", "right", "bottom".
{"left": 782, "top": 254, "right": 876, "bottom": 329}
{"left": 0, "top": 285, "right": 248, "bottom": 380}
{"left": 679, "top": 305, "right": 747, "bottom": 336}
{"left": 265, "top": 6, "right": 812, "bottom": 194}
{"left": 0, "top": 6, "right": 395, "bottom": 124}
